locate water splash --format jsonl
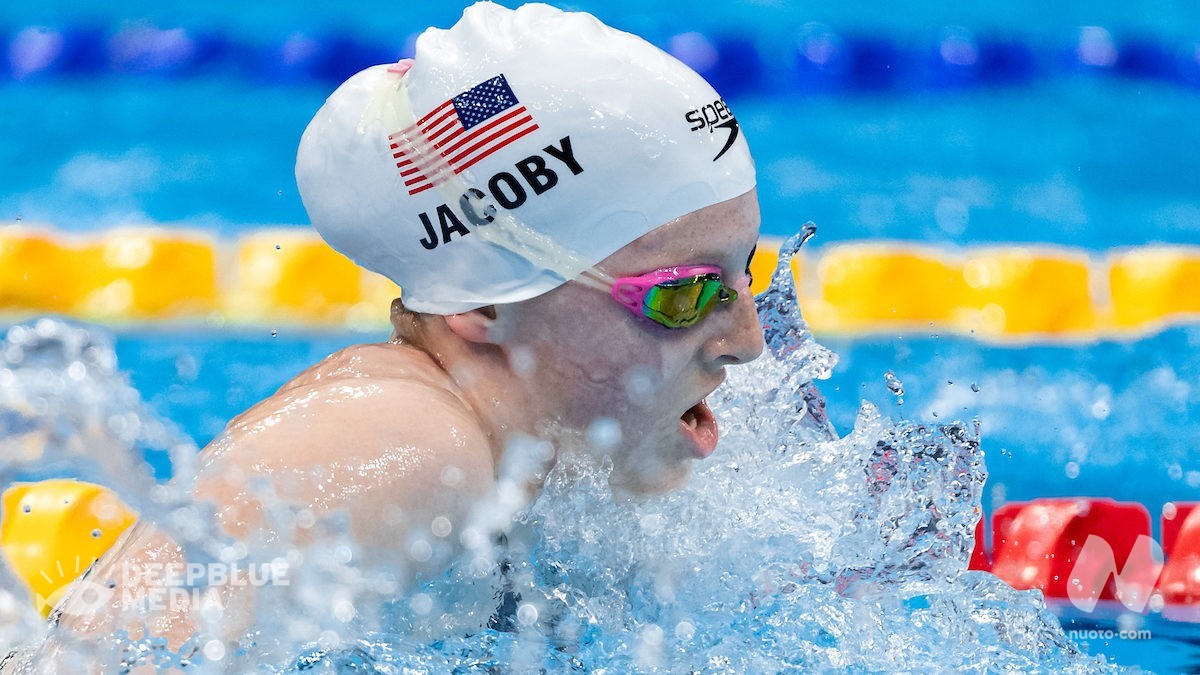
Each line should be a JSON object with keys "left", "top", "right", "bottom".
{"left": 754, "top": 223, "right": 839, "bottom": 440}
{"left": 0, "top": 237, "right": 1114, "bottom": 671}
{"left": 0, "top": 319, "right": 193, "bottom": 498}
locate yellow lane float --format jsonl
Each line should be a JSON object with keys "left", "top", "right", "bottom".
{"left": 808, "top": 244, "right": 964, "bottom": 332}
{"left": 1108, "top": 247, "right": 1200, "bottom": 330}
{"left": 960, "top": 248, "right": 1096, "bottom": 336}
{"left": 3, "top": 228, "right": 1200, "bottom": 337}
{"left": 228, "top": 229, "right": 386, "bottom": 326}
{"left": 76, "top": 230, "right": 218, "bottom": 320}
{"left": 0, "top": 228, "right": 82, "bottom": 315}
{"left": 0, "top": 480, "right": 137, "bottom": 617}
{"left": 0, "top": 227, "right": 216, "bottom": 323}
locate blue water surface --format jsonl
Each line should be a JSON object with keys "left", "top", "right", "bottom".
{"left": 103, "top": 323, "right": 1200, "bottom": 671}
{"left": 3, "top": 0, "right": 1200, "bottom": 670}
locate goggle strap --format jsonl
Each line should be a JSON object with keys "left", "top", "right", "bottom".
{"left": 576, "top": 267, "right": 617, "bottom": 293}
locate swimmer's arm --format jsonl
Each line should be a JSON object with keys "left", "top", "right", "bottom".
{"left": 194, "top": 376, "right": 495, "bottom": 579}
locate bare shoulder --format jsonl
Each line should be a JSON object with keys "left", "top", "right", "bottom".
{"left": 195, "top": 342, "right": 494, "bottom": 560}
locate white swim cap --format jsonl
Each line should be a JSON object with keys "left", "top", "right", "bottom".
{"left": 296, "top": 1, "right": 756, "bottom": 314}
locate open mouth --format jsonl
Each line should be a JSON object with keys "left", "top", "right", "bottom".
{"left": 679, "top": 399, "right": 719, "bottom": 459}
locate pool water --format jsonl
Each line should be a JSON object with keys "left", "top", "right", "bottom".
{"left": 0, "top": 282, "right": 1119, "bottom": 672}
{"left": 102, "top": 325, "right": 1200, "bottom": 670}
{"left": 4, "top": 0, "right": 1200, "bottom": 671}
{"left": 2, "top": 252, "right": 1198, "bottom": 670}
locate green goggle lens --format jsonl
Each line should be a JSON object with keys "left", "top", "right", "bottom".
{"left": 642, "top": 275, "right": 738, "bottom": 328}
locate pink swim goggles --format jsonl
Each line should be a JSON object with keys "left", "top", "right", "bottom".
{"left": 578, "top": 265, "right": 739, "bottom": 329}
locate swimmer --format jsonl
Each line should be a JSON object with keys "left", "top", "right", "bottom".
{"left": 214, "top": 0, "right": 760, "bottom": 555}
{"left": 36, "top": 0, "right": 764, "bottom": 658}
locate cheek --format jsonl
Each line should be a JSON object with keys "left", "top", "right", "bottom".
{"left": 550, "top": 323, "right": 662, "bottom": 406}
{"left": 532, "top": 293, "right": 665, "bottom": 381}
{"left": 505, "top": 290, "right": 696, "bottom": 423}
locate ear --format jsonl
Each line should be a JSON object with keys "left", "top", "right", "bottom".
{"left": 443, "top": 305, "right": 499, "bottom": 344}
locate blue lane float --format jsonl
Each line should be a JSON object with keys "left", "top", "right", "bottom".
{"left": 106, "top": 25, "right": 228, "bottom": 76}
{"left": 249, "top": 31, "right": 409, "bottom": 84}
{"left": 4, "top": 25, "right": 107, "bottom": 79}
{"left": 917, "top": 31, "right": 1039, "bottom": 89}
{"left": 668, "top": 31, "right": 763, "bottom": 99}
{"left": 3, "top": 22, "right": 1200, "bottom": 93}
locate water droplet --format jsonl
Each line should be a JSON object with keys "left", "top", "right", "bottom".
{"left": 275, "top": 244, "right": 281, "bottom": 251}
{"left": 509, "top": 345, "right": 536, "bottom": 377}
{"left": 431, "top": 516, "right": 452, "bottom": 538}
{"left": 1149, "top": 594, "right": 1166, "bottom": 613}
{"left": 14, "top": 215, "right": 21, "bottom": 223}
{"left": 517, "top": 602, "right": 539, "bottom": 626}
{"left": 91, "top": 528, "right": 102, "bottom": 538}
{"left": 440, "top": 465, "right": 464, "bottom": 487}
{"left": 22, "top": 504, "right": 31, "bottom": 513}
{"left": 586, "top": 417, "right": 622, "bottom": 451}
{"left": 270, "top": 329, "right": 278, "bottom": 338}
{"left": 1065, "top": 462, "right": 1080, "bottom": 479}
{"left": 202, "top": 639, "right": 226, "bottom": 661}
{"left": 409, "top": 539, "right": 432, "bottom": 562}
{"left": 409, "top": 593, "right": 433, "bottom": 615}
{"left": 970, "top": 383, "right": 980, "bottom": 392}
{"left": 623, "top": 365, "right": 657, "bottom": 402}
{"left": 884, "top": 370, "right": 905, "bottom": 405}
{"left": 333, "top": 599, "right": 356, "bottom": 623}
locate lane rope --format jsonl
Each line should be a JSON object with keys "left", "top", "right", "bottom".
{"left": 4, "top": 23, "right": 1200, "bottom": 94}
{"left": 3, "top": 227, "right": 1198, "bottom": 337}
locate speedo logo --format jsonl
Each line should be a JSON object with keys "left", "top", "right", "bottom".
{"left": 416, "top": 136, "right": 583, "bottom": 250}
{"left": 685, "top": 98, "right": 741, "bottom": 162}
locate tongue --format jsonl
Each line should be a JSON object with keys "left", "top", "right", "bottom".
{"left": 680, "top": 400, "right": 719, "bottom": 459}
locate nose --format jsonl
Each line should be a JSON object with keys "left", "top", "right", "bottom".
{"left": 702, "top": 288, "right": 765, "bottom": 368}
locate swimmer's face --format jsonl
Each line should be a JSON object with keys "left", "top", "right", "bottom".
{"left": 496, "top": 190, "right": 765, "bottom": 494}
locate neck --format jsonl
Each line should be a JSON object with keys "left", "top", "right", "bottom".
{"left": 403, "top": 320, "right": 540, "bottom": 464}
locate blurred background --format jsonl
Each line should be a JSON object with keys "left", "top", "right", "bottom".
{"left": 2, "top": 1, "right": 1200, "bottom": 665}
{"left": 3, "top": 0, "right": 1200, "bottom": 245}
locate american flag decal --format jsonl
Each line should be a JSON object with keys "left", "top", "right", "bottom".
{"left": 389, "top": 74, "right": 539, "bottom": 196}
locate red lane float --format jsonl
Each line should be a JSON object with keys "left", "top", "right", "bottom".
{"left": 1160, "top": 502, "right": 1197, "bottom": 558}
{"left": 967, "top": 498, "right": 1200, "bottom": 617}
{"left": 989, "top": 499, "right": 1151, "bottom": 602}
{"left": 969, "top": 518, "right": 989, "bottom": 571}
{"left": 1158, "top": 503, "right": 1200, "bottom": 606}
